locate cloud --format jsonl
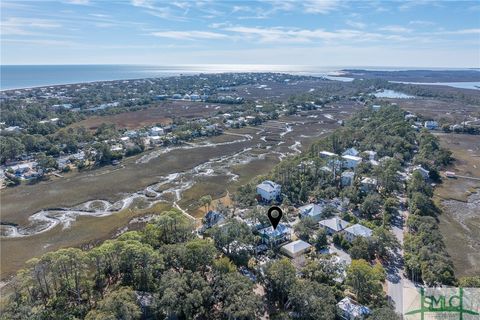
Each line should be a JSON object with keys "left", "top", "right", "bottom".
{"left": 435, "top": 28, "right": 480, "bottom": 35}
{"left": 345, "top": 20, "right": 366, "bottom": 29}
{"left": 1, "top": 17, "right": 61, "bottom": 35}
{"left": 409, "top": 20, "right": 435, "bottom": 26}
{"left": 302, "top": 0, "right": 341, "bottom": 14}
{"left": 379, "top": 25, "right": 412, "bottom": 33}
{"left": 64, "top": 0, "right": 90, "bottom": 5}
{"left": 223, "top": 26, "right": 397, "bottom": 44}
{"left": 150, "top": 30, "right": 228, "bottom": 40}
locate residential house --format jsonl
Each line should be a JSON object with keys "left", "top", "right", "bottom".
{"left": 319, "top": 150, "right": 336, "bottom": 158}
{"left": 259, "top": 224, "right": 292, "bottom": 246}
{"left": 413, "top": 165, "right": 430, "bottom": 180}
{"left": 201, "top": 210, "right": 225, "bottom": 231}
{"left": 337, "top": 297, "right": 371, "bottom": 320}
{"left": 343, "top": 224, "right": 373, "bottom": 243}
{"left": 424, "top": 121, "right": 439, "bottom": 130}
{"left": 363, "top": 150, "right": 377, "bottom": 161}
{"left": 149, "top": 126, "right": 165, "bottom": 136}
{"left": 319, "top": 217, "right": 349, "bottom": 235}
{"left": 342, "top": 147, "right": 360, "bottom": 157}
{"left": 256, "top": 180, "right": 281, "bottom": 202}
{"left": 299, "top": 203, "right": 326, "bottom": 222}
{"left": 360, "top": 177, "right": 377, "bottom": 192}
{"left": 280, "top": 240, "right": 312, "bottom": 258}
{"left": 342, "top": 155, "right": 363, "bottom": 169}
{"left": 371, "top": 105, "right": 381, "bottom": 111}
{"left": 341, "top": 171, "right": 355, "bottom": 187}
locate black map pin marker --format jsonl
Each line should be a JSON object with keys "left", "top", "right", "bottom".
{"left": 267, "top": 206, "right": 283, "bottom": 230}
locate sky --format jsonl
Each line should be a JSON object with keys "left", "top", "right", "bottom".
{"left": 1, "top": 0, "right": 480, "bottom": 67}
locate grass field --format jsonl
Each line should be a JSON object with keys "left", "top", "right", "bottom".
{"left": 434, "top": 133, "right": 480, "bottom": 277}
{"left": 73, "top": 100, "right": 235, "bottom": 130}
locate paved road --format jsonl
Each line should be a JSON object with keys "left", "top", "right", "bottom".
{"left": 386, "top": 196, "right": 416, "bottom": 315}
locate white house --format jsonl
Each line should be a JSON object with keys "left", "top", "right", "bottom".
{"left": 259, "top": 224, "right": 292, "bottom": 246}
{"left": 363, "top": 150, "right": 377, "bottom": 161}
{"left": 256, "top": 180, "right": 281, "bottom": 202}
{"left": 343, "top": 224, "right": 373, "bottom": 243}
{"left": 149, "top": 126, "right": 165, "bottom": 136}
{"left": 360, "top": 177, "right": 377, "bottom": 192}
{"left": 298, "top": 203, "right": 325, "bottom": 222}
{"left": 341, "top": 171, "right": 355, "bottom": 187}
{"left": 319, "top": 151, "right": 336, "bottom": 158}
{"left": 371, "top": 105, "right": 381, "bottom": 111}
{"left": 319, "top": 217, "right": 349, "bottom": 235}
{"left": 342, "top": 155, "right": 362, "bottom": 169}
{"left": 337, "top": 297, "right": 371, "bottom": 320}
{"left": 413, "top": 165, "right": 430, "bottom": 180}
{"left": 342, "top": 147, "right": 359, "bottom": 157}
{"left": 424, "top": 121, "right": 439, "bottom": 130}
{"left": 281, "top": 240, "right": 312, "bottom": 258}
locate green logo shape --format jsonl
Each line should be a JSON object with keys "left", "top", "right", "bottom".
{"left": 405, "top": 287, "right": 479, "bottom": 320}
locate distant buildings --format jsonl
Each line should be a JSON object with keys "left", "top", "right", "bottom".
{"left": 341, "top": 171, "right": 355, "bottom": 187}
{"left": 201, "top": 210, "right": 225, "bottom": 232}
{"left": 412, "top": 165, "right": 430, "bottom": 180}
{"left": 319, "top": 217, "right": 349, "bottom": 235}
{"left": 342, "top": 147, "right": 359, "bottom": 157}
{"left": 424, "top": 120, "right": 439, "bottom": 130}
{"left": 342, "top": 155, "right": 363, "bottom": 169}
{"left": 360, "top": 177, "right": 377, "bottom": 192}
{"left": 319, "top": 151, "right": 336, "bottom": 158}
{"left": 343, "top": 224, "right": 373, "bottom": 243}
{"left": 337, "top": 297, "right": 371, "bottom": 320}
{"left": 256, "top": 180, "right": 281, "bottom": 202}
{"left": 280, "top": 240, "right": 312, "bottom": 258}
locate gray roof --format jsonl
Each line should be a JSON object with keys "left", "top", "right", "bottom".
{"left": 344, "top": 224, "right": 373, "bottom": 237}
{"left": 337, "top": 297, "right": 371, "bottom": 317}
{"left": 299, "top": 203, "right": 324, "bottom": 217}
{"left": 281, "top": 240, "right": 312, "bottom": 254}
{"left": 257, "top": 180, "right": 280, "bottom": 193}
{"left": 319, "top": 217, "right": 349, "bottom": 232}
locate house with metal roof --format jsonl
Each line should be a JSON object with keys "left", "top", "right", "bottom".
{"left": 256, "top": 180, "right": 281, "bottom": 202}
{"left": 342, "top": 147, "right": 360, "bottom": 157}
{"left": 319, "top": 217, "right": 350, "bottom": 235}
{"left": 337, "top": 297, "right": 371, "bottom": 319}
{"left": 298, "top": 203, "right": 326, "bottom": 222}
{"left": 280, "top": 240, "right": 312, "bottom": 258}
{"left": 259, "top": 224, "right": 292, "bottom": 246}
{"left": 342, "top": 155, "right": 363, "bottom": 169}
{"left": 343, "top": 224, "right": 373, "bottom": 243}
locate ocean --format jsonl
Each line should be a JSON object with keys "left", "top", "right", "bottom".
{"left": 1, "top": 65, "right": 479, "bottom": 91}
{"left": 0, "top": 64, "right": 341, "bottom": 90}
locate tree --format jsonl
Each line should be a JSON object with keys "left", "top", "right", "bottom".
{"left": 371, "top": 227, "right": 400, "bottom": 260}
{"left": 360, "top": 193, "right": 382, "bottom": 219}
{"left": 288, "top": 280, "right": 336, "bottom": 320}
{"left": 263, "top": 258, "right": 296, "bottom": 308}
{"left": 0, "top": 136, "right": 25, "bottom": 164}
{"left": 314, "top": 229, "right": 328, "bottom": 251}
{"left": 182, "top": 239, "right": 217, "bottom": 273}
{"left": 294, "top": 217, "right": 317, "bottom": 242}
{"left": 85, "top": 287, "right": 141, "bottom": 320}
{"left": 369, "top": 307, "right": 402, "bottom": 320}
{"left": 346, "top": 259, "right": 385, "bottom": 305}
{"left": 209, "top": 219, "right": 254, "bottom": 265}
{"left": 200, "top": 195, "right": 213, "bottom": 212}
{"left": 302, "top": 258, "right": 344, "bottom": 286}
{"left": 459, "top": 276, "right": 480, "bottom": 288}
{"left": 155, "top": 270, "right": 213, "bottom": 319}
{"left": 349, "top": 237, "right": 373, "bottom": 261}
{"left": 213, "top": 273, "right": 263, "bottom": 319}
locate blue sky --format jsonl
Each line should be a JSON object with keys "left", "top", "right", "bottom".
{"left": 1, "top": 0, "right": 479, "bottom": 67}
